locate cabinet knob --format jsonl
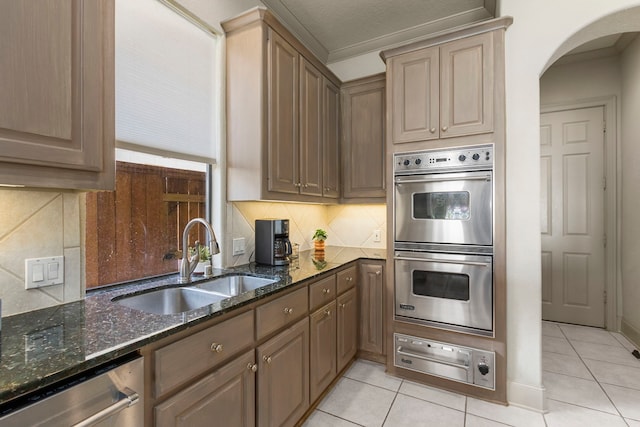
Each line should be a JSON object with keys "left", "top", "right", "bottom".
{"left": 347, "top": 277, "right": 353, "bottom": 282}
{"left": 340, "top": 303, "right": 346, "bottom": 309}
{"left": 263, "top": 355, "right": 272, "bottom": 364}
{"left": 441, "top": 126, "right": 448, "bottom": 132}
{"left": 322, "top": 288, "right": 331, "bottom": 294}
{"left": 325, "top": 187, "right": 330, "bottom": 191}
{"left": 375, "top": 271, "right": 381, "bottom": 276}
{"left": 430, "top": 127, "right": 436, "bottom": 133}
{"left": 210, "top": 343, "right": 224, "bottom": 353}
{"left": 247, "top": 363, "right": 258, "bottom": 372}
{"left": 303, "top": 184, "right": 308, "bottom": 188}
{"left": 283, "top": 307, "right": 293, "bottom": 315}
{"left": 294, "top": 182, "right": 301, "bottom": 188}
{"left": 324, "top": 309, "right": 331, "bottom": 317}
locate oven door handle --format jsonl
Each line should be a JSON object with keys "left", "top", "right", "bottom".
{"left": 396, "top": 346, "right": 471, "bottom": 370}
{"left": 394, "top": 255, "right": 491, "bottom": 268}
{"left": 395, "top": 174, "right": 491, "bottom": 184}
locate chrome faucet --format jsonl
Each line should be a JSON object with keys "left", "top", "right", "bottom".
{"left": 179, "top": 218, "right": 220, "bottom": 284}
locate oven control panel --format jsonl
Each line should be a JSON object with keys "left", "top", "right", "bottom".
{"left": 394, "top": 145, "right": 493, "bottom": 174}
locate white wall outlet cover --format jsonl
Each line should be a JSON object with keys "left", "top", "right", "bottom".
{"left": 25, "top": 256, "right": 64, "bottom": 289}
{"left": 232, "top": 237, "right": 246, "bottom": 256}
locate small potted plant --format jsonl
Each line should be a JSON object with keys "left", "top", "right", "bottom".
{"left": 189, "top": 245, "right": 211, "bottom": 274}
{"left": 312, "top": 229, "right": 327, "bottom": 253}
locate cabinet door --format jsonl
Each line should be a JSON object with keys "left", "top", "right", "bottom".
{"left": 155, "top": 350, "right": 256, "bottom": 427}
{"left": 257, "top": 317, "right": 309, "bottom": 427}
{"left": 299, "top": 58, "right": 323, "bottom": 196}
{"left": 337, "top": 288, "right": 357, "bottom": 372}
{"left": 0, "top": 0, "right": 114, "bottom": 189}
{"left": 267, "top": 29, "right": 299, "bottom": 194}
{"left": 389, "top": 47, "right": 439, "bottom": 143}
{"left": 322, "top": 78, "right": 340, "bottom": 198}
{"left": 310, "top": 301, "right": 337, "bottom": 403}
{"left": 358, "top": 262, "right": 385, "bottom": 355}
{"left": 440, "top": 32, "right": 494, "bottom": 138}
{"left": 341, "top": 76, "right": 386, "bottom": 199}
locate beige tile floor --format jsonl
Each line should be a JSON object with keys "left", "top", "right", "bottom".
{"left": 303, "top": 321, "right": 640, "bottom": 427}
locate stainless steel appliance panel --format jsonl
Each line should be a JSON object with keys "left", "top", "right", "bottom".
{"left": 394, "top": 170, "right": 493, "bottom": 246}
{"left": 394, "top": 333, "right": 495, "bottom": 390}
{"left": 395, "top": 251, "right": 493, "bottom": 333}
{"left": 0, "top": 356, "right": 143, "bottom": 426}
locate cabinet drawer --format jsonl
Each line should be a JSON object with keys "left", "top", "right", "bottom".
{"left": 256, "top": 286, "right": 308, "bottom": 340}
{"left": 337, "top": 266, "right": 357, "bottom": 295}
{"left": 309, "top": 275, "right": 336, "bottom": 312}
{"left": 154, "top": 310, "right": 254, "bottom": 397}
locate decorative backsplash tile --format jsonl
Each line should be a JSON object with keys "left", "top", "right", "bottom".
{"left": 0, "top": 189, "right": 82, "bottom": 316}
{"left": 226, "top": 201, "right": 386, "bottom": 266}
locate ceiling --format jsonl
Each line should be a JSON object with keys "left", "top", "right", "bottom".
{"left": 260, "top": 0, "right": 496, "bottom": 63}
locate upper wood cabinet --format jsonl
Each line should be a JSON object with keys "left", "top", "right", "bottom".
{"left": 322, "top": 79, "right": 341, "bottom": 198}
{"left": 386, "top": 31, "right": 494, "bottom": 144}
{"left": 223, "top": 8, "right": 341, "bottom": 203}
{"left": 341, "top": 74, "right": 386, "bottom": 201}
{"left": 0, "top": 0, "right": 115, "bottom": 190}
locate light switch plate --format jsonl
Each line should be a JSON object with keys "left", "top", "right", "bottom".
{"left": 25, "top": 256, "right": 64, "bottom": 289}
{"left": 232, "top": 238, "right": 246, "bottom": 256}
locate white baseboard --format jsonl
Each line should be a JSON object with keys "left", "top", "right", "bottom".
{"left": 508, "top": 381, "right": 546, "bottom": 412}
{"left": 621, "top": 318, "right": 640, "bottom": 350}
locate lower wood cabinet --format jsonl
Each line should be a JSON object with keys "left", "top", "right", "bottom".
{"left": 309, "top": 300, "right": 337, "bottom": 402}
{"left": 257, "top": 317, "right": 310, "bottom": 427}
{"left": 337, "top": 287, "right": 358, "bottom": 372}
{"left": 154, "top": 350, "right": 256, "bottom": 427}
{"left": 359, "top": 261, "right": 385, "bottom": 358}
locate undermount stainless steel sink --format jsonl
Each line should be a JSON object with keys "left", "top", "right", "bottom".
{"left": 192, "top": 274, "right": 278, "bottom": 297}
{"left": 115, "top": 287, "right": 227, "bottom": 315}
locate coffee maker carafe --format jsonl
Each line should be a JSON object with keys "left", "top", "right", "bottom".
{"left": 255, "top": 219, "right": 292, "bottom": 266}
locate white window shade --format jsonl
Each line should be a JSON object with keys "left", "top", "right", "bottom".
{"left": 115, "top": 0, "right": 218, "bottom": 163}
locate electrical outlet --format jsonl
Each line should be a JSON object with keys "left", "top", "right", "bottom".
{"left": 232, "top": 238, "right": 246, "bottom": 256}
{"left": 373, "top": 229, "right": 381, "bottom": 242}
{"left": 25, "top": 256, "right": 64, "bottom": 289}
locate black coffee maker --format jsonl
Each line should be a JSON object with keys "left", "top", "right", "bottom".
{"left": 255, "top": 219, "right": 292, "bottom": 266}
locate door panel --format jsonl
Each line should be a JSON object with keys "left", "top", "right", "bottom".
{"left": 267, "top": 29, "right": 298, "bottom": 194}
{"left": 540, "top": 106, "right": 605, "bottom": 327}
{"left": 299, "top": 58, "right": 323, "bottom": 196}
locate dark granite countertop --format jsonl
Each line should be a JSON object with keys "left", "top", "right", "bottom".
{"left": 0, "top": 246, "right": 384, "bottom": 407}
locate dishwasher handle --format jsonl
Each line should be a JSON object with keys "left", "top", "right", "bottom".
{"left": 72, "top": 387, "right": 139, "bottom": 427}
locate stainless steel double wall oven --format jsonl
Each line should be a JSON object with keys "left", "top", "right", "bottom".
{"left": 394, "top": 145, "right": 494, "bottom": 336}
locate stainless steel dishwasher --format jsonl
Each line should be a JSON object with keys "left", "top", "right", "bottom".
{"left": 0, "top": 354, "right": 143, "bottom": 426}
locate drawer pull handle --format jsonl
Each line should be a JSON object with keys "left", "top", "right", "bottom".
{"left": 263, "top": 355, "right": 272, "bottom": 364}
{"left": 248, "top": 363, "right": 258, "bottom": 372}
{"left": 210, "top": 343, "right": 224, "bottom": 353}
{"left": 322, "top": 288, "right": 331, "bottom": 294}
{"left": 283, "top": 307, "right": 293, "bottom": 315}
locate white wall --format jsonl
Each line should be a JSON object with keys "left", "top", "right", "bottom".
{"left": 540, "top": 55, "right": 621, "bottom": 106}
{"left": 621, "top": 36, "right": 640, "bottom": 338}
{"left": 499, "top": 0, "right": 640, "bottom": 411}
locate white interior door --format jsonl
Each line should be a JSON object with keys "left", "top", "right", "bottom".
{"left": 540, "top": 106, "right": 605, "bottom": 327}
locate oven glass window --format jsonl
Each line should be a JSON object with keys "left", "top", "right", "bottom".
{"left": 413, "top": 192, "right": 470, "bottom": 220}
{"left": 412, "top": 270, "right": 470, "bottom": 301}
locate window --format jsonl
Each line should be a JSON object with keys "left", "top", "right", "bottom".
{"left": 85, "top": 1, "right": 222, "bottom": 288}
{"left": 86, "top": 151, "right": 209, "bottom": 288}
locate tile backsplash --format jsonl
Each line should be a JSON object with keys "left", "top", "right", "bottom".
{"left": 0, "top": 189, "right": 82, "bottom": 316}
{"left": 226, "top": 201, "right": 387, "bottom": 266}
